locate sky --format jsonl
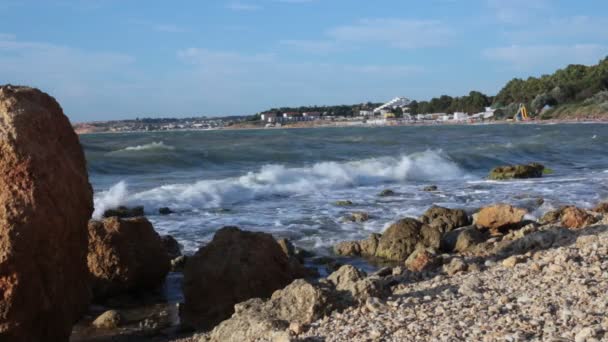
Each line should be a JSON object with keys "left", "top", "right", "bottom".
{"left": 1, "top": 0, "right": 608, "bottom": 122}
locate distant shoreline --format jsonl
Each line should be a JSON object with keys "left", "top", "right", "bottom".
{"left": 74, "top": 118, "right": 608, "bottom": 135}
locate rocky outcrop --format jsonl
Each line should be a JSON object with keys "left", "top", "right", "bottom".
{"left": 92, "top": 310, "right": 123, "bottom": 329}
{"left": 0, "top": 86, "right": 93, "bottom": 341}
{"left": 405, "top": 247, "right": 439, "bottom": 272}
{"left": 378, "top": 189, "right": 396, "bottom": 197}
{"left": 181, "top": 227, "right": 310, "bottom": 329}
{"left": 474, "top": 204, "right": 527, "bottom": 233}
{"left": 206, "top": 279, "right": 338, "bottom": 342}
{"left": 161, "top": 235, "right": 182, "bottom": 259}
{"left": 488, "top": 162, "right": 545, "bottom": 180}
{"left": 103, "top": 205, "right": 144, "bottom": 218}
{"left": 441, "top": 226, "right": 487, "bottom": 253}
{"left": 561, "top": 206, "right": 598, "bottom": 230}
{"left": 593, "top": 202, "right": 608, "bottom": 214}
{"left": 422, "top": 185, "right": 438, "bottom": 192}
{"left": 419, "top": 206, "right": 470, "bottom": 233}
{"left": 334, "top": 233, "right": 380, "bottom": 257}
{"left": 87, "top": 217, "right": 171, "bottom": 299}
{"left": 376, "top": 218, "right": 423, "bottom": 261}
{"left": 344, "top": 211, "right": 370, "bottom": 223}
{"left": 326, "top": 265, "right": 386, "bottom": 303}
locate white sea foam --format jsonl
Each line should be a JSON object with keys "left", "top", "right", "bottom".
{"left": 120, "top": 141, "right": 175, "bottom": 152}
{"left": 92, "top": 181, "right": 129, "bottom": 219}
{"left": 93, "top": 150, "right": 468, "bottom": 213}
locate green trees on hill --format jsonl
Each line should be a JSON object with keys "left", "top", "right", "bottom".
{"left": 493, "top": 57, "right": 608, "bottom": 116}
{"left": 409, "top": 91, "right": 492, "bottom": 115}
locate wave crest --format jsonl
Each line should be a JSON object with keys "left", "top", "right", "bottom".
{"left": 93, "top": 150, "right": 467, "bottom": 214}
{"left": 119, "top": 141, "right": 175, "bottom": 152}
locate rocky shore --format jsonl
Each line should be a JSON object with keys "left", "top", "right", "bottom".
{"left": 1, "top": 85, "right": 608, "bottom": 342}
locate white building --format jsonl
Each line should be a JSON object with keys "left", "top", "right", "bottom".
{"left": 261, "top": 112, "right": 277, "bottom": 123}
{"left": 302, "top": 112, "right": 321, "bottom": 120}
{"left": 359, "top": 110, "right": 374, "bottom": 117}
{"left": 373, "top": 97, "right": 412, "bottom": 114}
{"left": 453, "top": 112, "right": 469, "bottom": 121}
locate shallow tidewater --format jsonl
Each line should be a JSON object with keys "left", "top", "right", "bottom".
{"left": 82, "top": 123, "right": 608, "bottom": 255}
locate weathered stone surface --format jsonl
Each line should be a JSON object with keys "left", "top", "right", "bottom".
{"left": 87, "top": 217, "right": 171, "bottom": 299}
{"left": 422, "top": 185, "right": 439, "bottom": 192}
{"left": 376, "top": 218, "right": 422, "bottom": 261}
{"left": 0, "top": 86, "right": 93, "bottom": 341}
{"left": 206, "top": 279, "right": 337, "bottom": 342}
{"left": 420, "top": 225, "right": 442, "bottom": 250}
{"left": 475, "top": 204, "right": 527, "bottom": 232}
{"left": 441, "top": 226, "right": 487, "bottom": 253}
{"left": 335, "top": 200, "right": 353, "bottom": 206}
{"left": 420, "top": 206, "right": 470, "bottom": 232}
{"left": 592, "top": 202, "right": 608, "bottom": 214}
{"left": 326, "top": 265, "right": 385, "bottom": 303}
{"left": 378, "top": 189, "right": 396, "bottom": 197}
{"left": 443, "top": 257, "right": 467, "bottom": 276}
{"left": 103, "top": 205, "right": 144, "bottom": 218}
{"left": 182, "top": 227, "right": 307, "bottom": 329}
{"left": 405, "top": 246, "right": 439, "bottom": 272}
{"left": 488, "top": 163, "right": 544, "bottom": 180}
{"left": 161, "top": 235, "right": 182, "bottom": 259}
{"left": 92, "top": 310, "right": 122, "bottom": 329}
{"left": 349, "top": 211, "right": 370, "bottom": 223}
{"left": 561, "top": 206, "right": 598, "bottom": 230}
{"left": 540, "top": 209, "right": 563, "bottom": 224}
{"left": 334, "top": 241, "right": 361, "bottom": 256}
{"left": 359, "top": 234, "right": 381, "bottom": 256}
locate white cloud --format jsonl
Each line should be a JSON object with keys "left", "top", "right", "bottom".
{"left": 482, "top": 44, "right": 608, "bottom": 70}
{"left": 227, "top": 2, "right": 260, "bottom": 11}
{"left": 279, "top": 39, "right": 340, "bottom": 53}
{"left": 504, "top": 16, "right": 608, "bottom": 42}
{"left": 327, "top": 18, "right": 453, "bottom": 49}
{"left": 486, "top": 0, "right": 551, "bottom": 24}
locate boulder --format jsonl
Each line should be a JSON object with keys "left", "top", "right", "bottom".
{"left": 378, "top": 189, "right": 396, "bottom": 197}
{"left": 87, "top": 217, "right": 171, "bottom": 299}
{"left": 359, "top": 233, "right": 381, "bottom": 256}
{"left": 405, "top": 246, "right": 439, "bottom": 272}
{"left": 103, "top": 205, "right": 144, "bottom": 218}
{"left": 441, "top": 226, "right": 487, "bottom": 253}
{"left": 488, "top": 163, "right": 545, "bottom": 180}
{"left": 420, "top": 225, "right": 442, "bottom": 250}
{"left": 422, "top": 185, "right": 438, "bottom": 192}
{"left": 444, "top": 258, "right": 468, "bottom": 276}
{"left": 158, "top": 207, "right": 174, "bottom": 215}
{"left": 326, "top": 265, "right": 385, "bottom": 303}
{"left": 335, "top": 200, "right": 353, "bottom": 206}
{"left": 419, "top": 206, "right": 470, "bottom": 233}
{"left": 92, "top": 310, "right": 123, "bottom": 329}
{"left": 375, "top": 218, "right": 423, "bottom": 261}
{"left": 475, "top": 204, "right": 527, "bottom": 232}
{"left": 333, "top": 234, "right": 380, "bottom": 257}
{"left": 561, "top": 206, "right": 598, "bottom": 230}
{"left": 540, "top": 209, "right": 563, "bottom": 224}
{"left": 277, "top": 238, "right": 314, "bottom": 277}
{"left": 181, "top": 227, "right": 308, "bottom": 329}
{"left": 161, "top": 235, "right": 182, "bottom": 259}
{"left": 592, "top": 202, "right": 608, "bottom": 214}
{"left": 347, "top": 211, "right": 370, "bottom": 223}
{"left": 0, "top": 86, "right": 93, "bottom": 341}
{"left": 207, "top": 279, "right": 337, "bottom": 342}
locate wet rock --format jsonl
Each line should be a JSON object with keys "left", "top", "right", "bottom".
{"left": 335, "top": 200, "right": 354, "bottom": 206}
{"left": 103, "top": 205, "right": 145, "bottom": 218}
{"left": 92, "top": 310, "right": 122, "bottom": 329}
{"left": 359, "top": 234, "right": 381, "bottom": 256}
{"left": 405, "top": 246, "right": 439, "bottom": 272}
{"left": 158, "top": 207, "right": 174, "bottom": 215}
{"left": 540, "top": 209, "right": 563, "bottom": 224}
{"left": 488, "top": 162, "right": 544, "bottom": 180}
{"left": 171, "top": 256, "right": 187, "bottom": 272}
{"left": 422, "top": 185, "right": 438, "bottom": 192}
{"left": 207, "top": 279, "right": 337, "bottom": 342}
{"left": 419, "top": 205, "right": 471, "bottom": 233}
{"left": 161, "top": 235, "right": 182, "bottom": 259}
{"left": 0, "top": 86, "right": 93, "bottom": 341}
{"left": 277, "top": 238, "right": 315, "bottom": 277}
{"left": 347, "top": 211, "right": 370, "bottom": 222}
{"left": 441, "top": 226, "right": 487, "bottom": 253}
{"left": 420, "top": 225, "right": 442, "bottom": 250}
{"left": 326, "top": 265, "right": 386, "bottom": 303}
{"left": 181, "top": 227, "right": 308, "bottom": 329}
{"left": 334, "top": 241, "right": 362, "bottom": 256}
{"left": 376, "top": 218, "right": 423, "bottom": 261}
{"left": 561, "top": 206, "right": 598, "bottom": 229}
{"left": 378, "top": 189, "right": 397, "bottom": 197}
{"left": 475, "top": 204, "right": 527, "bottom": 232}
{"left": 87, "top": 217, "right": 171, "bottom": 299}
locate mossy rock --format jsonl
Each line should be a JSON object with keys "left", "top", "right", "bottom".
{"left": 488, "top": 163, "right": 545, "bottom": 180}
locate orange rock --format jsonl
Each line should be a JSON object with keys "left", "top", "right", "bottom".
{"left": 475, "top": 204, "right": 527, "bottom": 232}
{"left": 0, "top": 86, "right": 93, "bottom": 341}
{"left": 561, "top": 206, "right": 598, "bottom": 230}
{"left": 592, "top": 202, "right": 608, "bottom": 214}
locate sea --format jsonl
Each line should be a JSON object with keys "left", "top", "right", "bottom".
{"left": 82, "top": 123, "right": 608, "bottom": 256}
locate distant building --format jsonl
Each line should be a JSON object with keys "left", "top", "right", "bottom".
{"left": 453, "top": 112, "right": 469, "bottom": 121}
{"left": 374, "top": 96, "right": 412, "bottom": 114}
{"left": 302, "top": 112, "right": 321, "bottom": 120}
{"left": 261, "top": 112, "right": 277, "bottom": 123}
{"left": 359, "top": 110, "right": 374, "bottom": 117}
{"left": 283, "top": 112, "right": 302, "bottom": 121}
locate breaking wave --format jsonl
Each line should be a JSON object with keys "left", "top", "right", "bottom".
{"left": 93, "top": 150, "right": 468, "bottom": 215}
{"left": 119, "top": 141, "right": 175, "bottom": 152}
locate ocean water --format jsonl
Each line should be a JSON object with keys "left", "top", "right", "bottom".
{"left": 82, "top": 124, "right": 608, "bottom": 255}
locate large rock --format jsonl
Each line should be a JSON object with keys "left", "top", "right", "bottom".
{"left": 475, "top": 204, "right": 527, "bottom": 232}
{"left": 419, "top": 206, "right": 470, "bottom": 233}
{"left": 376, "top": 218, "right": 422, "bottom": 261}
{"left": 181, "top": 227, "right": 308, "bottom": 329}
{"left": 405, "top": 246, "right": 439, "bottom": 272}
{"left": 0, "top": 86, "right": 93, "bottom": 341}
{"left": 441, "top": 226, "right": 487, "bottom": 253}
{"left": 103, "top": 205, "right": 144, "bottom": 218}
{"left": 561, "top": 206, "right": 598, "bottom": 230}
{"left": 488, "top": 163, "right": 544, "bottom": 180}
{"left": 87, "top": 217, "right": 171, "bottom": 299}
{"left": 326, "top": 265, "right": 385, "bottom": 303}
{"left": 592, "top": 202, "right": 608, "bottom": 214}
{"left": 161, "top": 235, "right": 182, "bottom": 259}
{"left": 333, "top": 233, "right": 380, "bottom": 257}
{"left": 206, "top": 279, "right": 338, "bottom": 342}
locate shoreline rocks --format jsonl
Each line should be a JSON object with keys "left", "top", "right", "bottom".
{"left": 488, "top": 162, "right": 545, "bottom": 180}
{"left": 0, "top": 86, "right": 93, "bottom": 341}
{"left": 474, "top": 204, "right": 527, "bottom": 233}
{"left": 181, "top": 227, "right": 312, "bottom": 330}
{"left": 87, "top": 217, "right": 171, "bottom": 300}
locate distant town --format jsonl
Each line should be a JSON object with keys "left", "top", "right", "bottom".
{"left": 73, "top": 115, "right": 252, "bottom": 134}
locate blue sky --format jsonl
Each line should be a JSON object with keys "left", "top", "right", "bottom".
{"left": 1, "top": 0, "right": 608, "bottom": 121}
